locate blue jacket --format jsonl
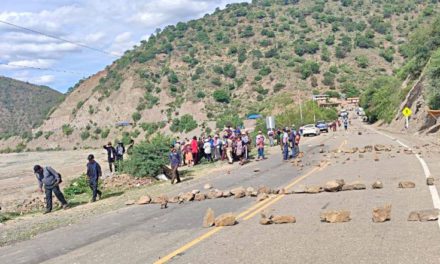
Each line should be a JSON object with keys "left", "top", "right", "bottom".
{"left": 169, "top": 152, "right": 181, "bottom": 167}
{"left": 35, "top": 166, "right": 60, "bottom": 188}
{"left": 87, "top": 161, "right": 102, "bottom": 180}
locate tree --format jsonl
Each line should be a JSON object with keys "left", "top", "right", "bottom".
{"left": 355, "top": 55, "right": 369, "bottom": 68}
{"left": 223, "top": 64, "right": 237, "bottom": 78}
{"left": 213, "top": 89, "right": 230, "bottom": 103}
{"left": 123, "top": 134, "right": 171, "bottom": 178}
{"left": 132, "top": 112, "right": 141, "bottom": 122}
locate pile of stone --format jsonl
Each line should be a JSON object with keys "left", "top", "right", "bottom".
{"left": 408, "top": 209, "right": 440, "bottom": 221}
{"left": 16, "top": 197, "right": 59, "bottom": 214}
{"left": 103, "top": 174, "right": 153, "bottom": 189}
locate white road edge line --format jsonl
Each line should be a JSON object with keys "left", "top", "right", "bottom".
{"left": 369, "top": 127, "right": 440, "bottom": 229}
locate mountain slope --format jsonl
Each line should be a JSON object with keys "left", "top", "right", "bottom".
{"left": 7, "top": 0, "right": 440, "bottom": 150}
{"left": 0, "top": 76, "right": 64, "bottom": 139}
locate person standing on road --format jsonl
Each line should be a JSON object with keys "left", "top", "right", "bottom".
{"left": 86, "top": 154, "right": 102, "bottom": 202}
{"left": 242, "top": 131, "right": 250, "bottom": 160}
{"left": 169, "top": 147, "right": 181, "bottom": 184}
{"left": 103, "top": 142, "right": 116, "bottom": 173}
{"left": 115, "top": 142, "right": 125, "bottom": 171}
{"left": 191, "top": 136, "right": 199, "bottom": 165}
{"left": 256, "top": 131, "right": 266, "bottom": 160}
{"left": 282, "top": 128, "right": 289, "bottom": 161}
{"left": 34, "top": 165, "right": 69, "bottom": 214}
{"left": 289, "top": 127, "right": 297, "bottom": 158}
{"left": 203, "top": 139, "right": 213, "bottom": 162}
{"left": 267, "top": 129, "right": 275, "bottom": 147}
{"left": 294, "top": 129, "right": 301, "bottom": 157}
{"left": 344, "top": 118, "right": 348, "bottom": 131}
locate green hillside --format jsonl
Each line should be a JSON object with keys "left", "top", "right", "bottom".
{"left": 0, "top": 76, "right": 64, "bottom": 139}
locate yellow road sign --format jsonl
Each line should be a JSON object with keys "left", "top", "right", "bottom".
{"left": 402, "top": 107, "right": 412, "bottom": 117}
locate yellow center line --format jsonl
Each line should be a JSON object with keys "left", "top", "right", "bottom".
{"left": 155, "top": 140, "right": 345, "bottom": 264}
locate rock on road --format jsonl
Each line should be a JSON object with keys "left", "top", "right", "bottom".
{"left": 1, "top": 120, "right": 440, "bottom": 264}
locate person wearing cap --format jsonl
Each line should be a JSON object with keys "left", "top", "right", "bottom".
{"left": 256, "top": 131, "right": 266, "bottom": 160}
{"left": 103, "top": 142, "right": 116, "bottom": 172}
{"left": 115, "top": 141, "right": 125, "bottom": 171}
{"left": 34, "top": 165, "right": 68, "bottom": 214}
{"left": 169, "top": 147, "right": 181, "bottom": 184}
{"left": 86, "top": 154, "right": 102, "bottom": 202}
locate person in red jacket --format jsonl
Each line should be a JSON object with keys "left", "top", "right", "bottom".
{"left": 191, "top": 136, "right": 199, "bottom": 165}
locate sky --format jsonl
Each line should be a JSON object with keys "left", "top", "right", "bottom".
{"left": 0, "top": 0, "right": 249, "bottom": 93}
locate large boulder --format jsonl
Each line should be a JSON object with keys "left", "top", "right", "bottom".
{"left": 320, "top": 210, "right": 351, "bottom": 223}
{"left": 372, "top": 181, "right": 383, "bottom": 189}
{"left": 427, "top": 177, "right": 435, "bottom": 186}
{"left": 231, "top": 187, "right": 246, "bottom": 199}
{"left": 372, "top": 204, "right": 391, "bottom": 223}
{"left": 137, "top": 195, "right": 152, "bottom": 205}
{"left": 398, "top": 181, "right": 416, "bottom": 189}
{"left": 306, "top": 185, "right": 323, "bottom": 194}
{"left": 180, "top": 192, "right": 195, "bottom": 202}
{"left": 222, "top": 190, "right": 232, "bottom": 198}
{"left": 256, "top": 193, "right": 269, "bottom": 202}
{"left": 194, "top": 193, "right": 206, "bottom": 201}
{"left": 203, "top": 208, "right": 215, "bottom": 228}
{"left": 408, "top": 209, "right": 440, "bottom": 221}
{"left": 342, "top": 181, "right": 366, "bottom": 191}
{"left": 215, "top": 213, "right": 237, "bottom": 227}
{"left": 257, "top": 185, "right": 271, "bottom": 194}
{"left": 272, "top": 215, "right": 296, "bottom": 224}
{"left": 324, "top": 179, "right": 345, "bottom": 192}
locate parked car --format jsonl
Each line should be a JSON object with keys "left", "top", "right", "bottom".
{"left": 301, "top": 124, "right": 320, "bottom": 137}
{"left": 315, "top": 120, "right": 329, "bottom": 133}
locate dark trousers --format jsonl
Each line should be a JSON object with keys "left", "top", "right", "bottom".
{"left": 108, "top": 159, "right": 114, "bottom": 172}
{"left": 89, "top": 178, "right": 102, "bottom": 201}
{"left": 283, "top": 144, "right": 289, "bottom": 160}
{"left": 115, "top": 156, "right": 123, "bottom": 171}
{"left": 171, "top": 165, "right": 181, "bottom": 184}
{"left": 192, "top": 152, "right": 198, "bottom": 165}
{"left": 45, "top": 185, "right": 67, "bottom": 211}
{"left": 205, "top": 153, "right": 213, "bottom": 162}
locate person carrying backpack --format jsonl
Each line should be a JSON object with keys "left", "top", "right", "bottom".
{"left": 34, "top": 165, "right": 69, "bottom": 214}
{"left": 115, "top": 142, "right": 125, "bottom": 171}
{"left": 103, "top": 142, "right": 116, "bottom": 172}
{"left": 86, "top": 154, "right": 102, "bottom": 202}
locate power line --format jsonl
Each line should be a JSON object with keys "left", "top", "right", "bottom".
{"left": 0, "top": 62, "right": 87, "bottom": 75}
{"left": 0, "top": 19, "right": 120, "bottom": 57}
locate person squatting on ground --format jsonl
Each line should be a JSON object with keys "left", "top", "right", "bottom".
{"left": 86, "top": 154, "right": 102, "bottom": 202}
{"left": 103, "top": 142, "right": 116, "bottom": 172}
{"left": 34, "top": 165, "right": 69, "bottom": 214}
{"left": 169, "top": 147, "right": 182, "bottom": 184}
{"left": 114, "top": 142, "right": 125, "bottom": 171}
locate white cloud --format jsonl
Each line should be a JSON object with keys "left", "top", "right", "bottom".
{"left": 0, "top": 0, "right": 248, "bottom": 90}
{"left": 115, "top": 32, "right": 132, "bottom": 43}
{"left": 33, "top": 75, "right": 55, "bottom": 85}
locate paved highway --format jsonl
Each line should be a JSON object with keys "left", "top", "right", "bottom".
{"left": 1, "top": 120, "right": 439, "bottom": 264}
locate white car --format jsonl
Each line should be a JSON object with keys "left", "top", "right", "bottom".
{"left": 301, "top": 124, "right": 320, "bottom": 137}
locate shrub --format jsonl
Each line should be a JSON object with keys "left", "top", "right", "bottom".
{"left": 80, "top": 131, "right": 90, "bottom": 141}
{"left": 170, "top": 114, "right": 198, "bottom": 133}
{"left": 274, "top": 83, "right": 286, "bottom": 93}
{"left": 240, "top": 26, "right": 255, "bottom": 38}
{"left": 211, "top": 78, "right": 222, "bottom": 86}
{"left": 34, "top": 131, "right": 43, "bottom": 139}
{"left": 132, "top": 112, "right": 142, "bottom": 122}
{"left": 322, "top": 72, "right": 335, "bottom": 86}
{"left": 355, "top": 56, "right": 369, "bottom": 68}
{"left": 64, "top": 174, "right": 92, "bottom": 198}
{"left": 259, "top": 66, "right": 272, "bottom": 76}
{"left": 300, "top": 61, "right": 320, "bottom": 79}
{"left": 123, "top": 134, "right": 171, "bottom": 178}
{"left": 196, "top": 91, "right": 206, "bottom": 98}
{"left": 62, "top": 124, "right": 74, "bottom": 136}
{"left": 223, "top": 64, "right": 236, "bottom": 78}
{"left": 168, "top": 72, "right": 179, "bottom": 84}
{"left": 216, "top": 112, "right": 243, "bottom": 129}
{"left": 213, "top": 89, "right": 230, "bottom": 103}
{"left": 101, "top": 128, "right": 110, "bottom": 139}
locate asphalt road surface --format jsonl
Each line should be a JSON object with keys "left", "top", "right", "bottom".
{"left": 1, "top": 120, "right": 440, "bottom": 264}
